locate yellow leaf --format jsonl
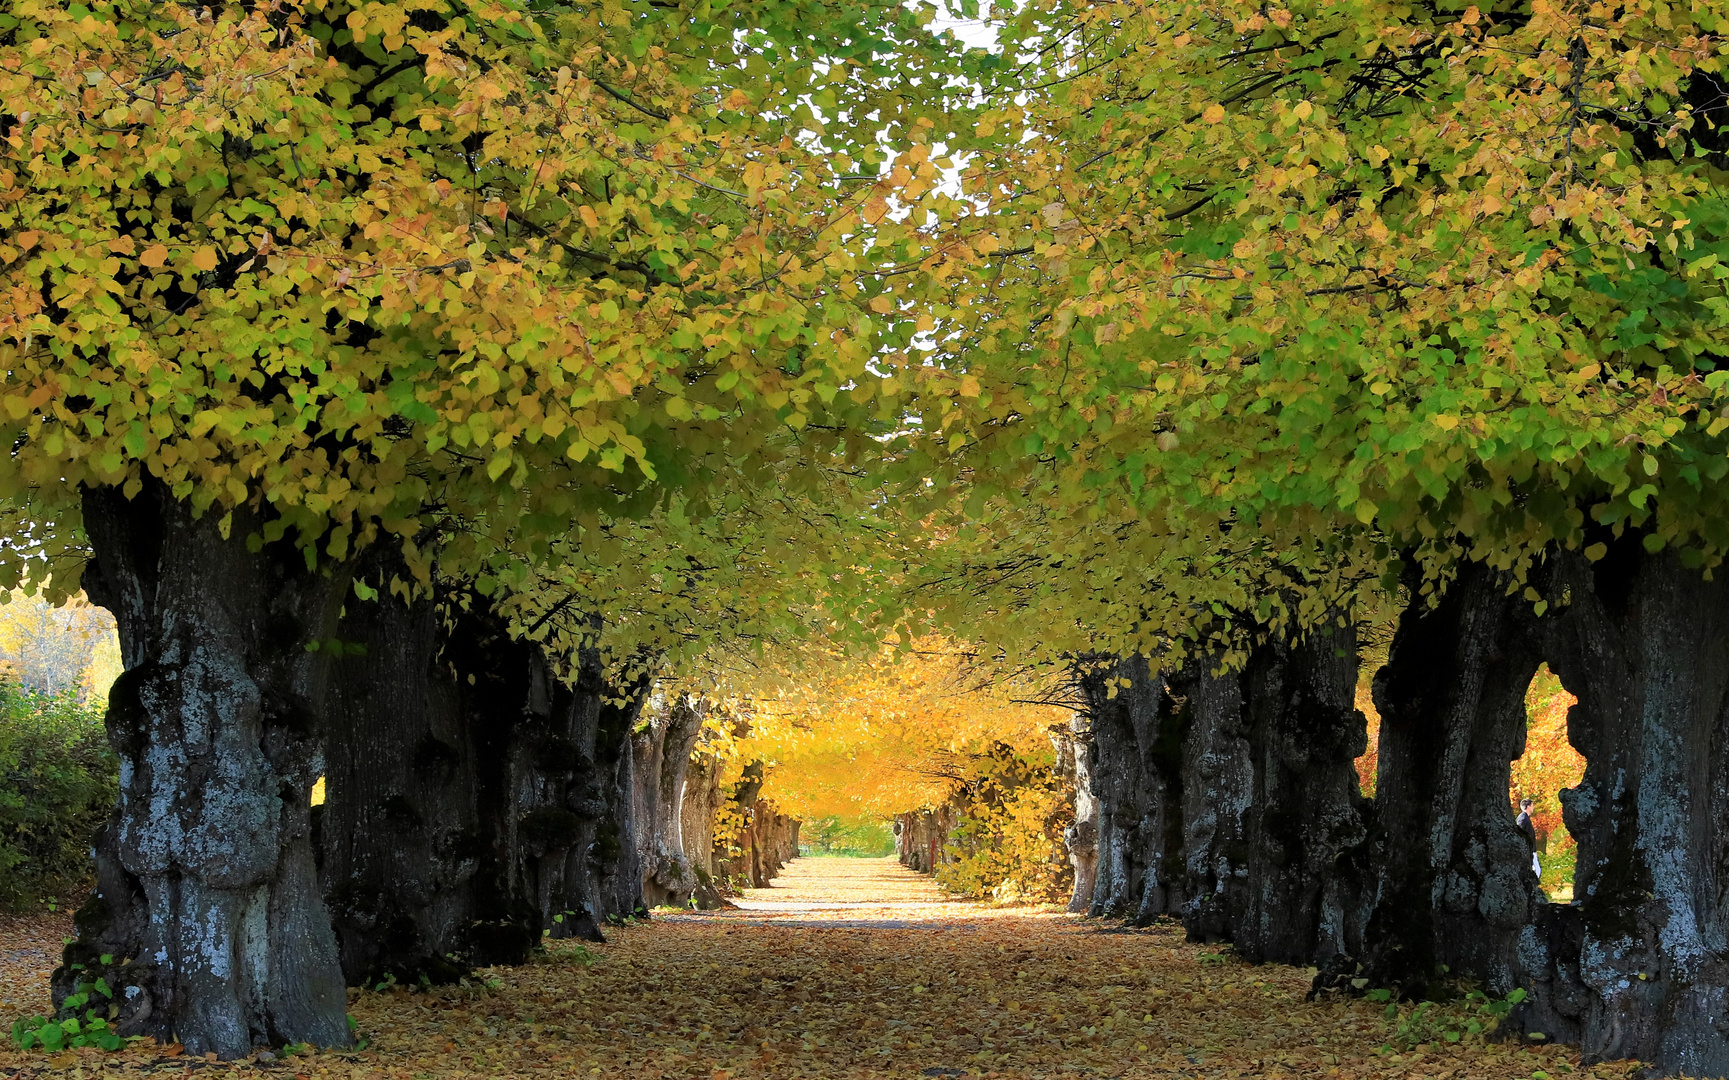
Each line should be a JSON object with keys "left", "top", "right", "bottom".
{"left": 1433, "top": 414, "right": 1459, "bottom": 431}
{"left": 958, "top": 375, "right": 981, "bottom": 398}
{"left": 1202, "top": 104, "right": 1225, "bottom": 124}
{"left": 191, "top": 248, "right": 219, "bottom": 272}
{"left": 138, "top": 244, "right": 168, "bottom": 268}
{"left": 868, "top": 295, "right": 894, "bottom": 314}
{"left": 579, "top": 205, "right": 600, "bottom": 229}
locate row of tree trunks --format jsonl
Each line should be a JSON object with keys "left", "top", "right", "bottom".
{"left": 1079, "top": 545, "right": 1729, "bottom": 1078}
{"left": 1074, "top": 629, "right": 1368, "bottom": 957}
{"left": 56, "top": 484, "right": 659, "bottom": 1057}
{"left": 672, "top": 753, "right": 800, "bottom": 900}
{"left": 722, "top": 786, "right": 800, "bottom": 890}
{"left": 677, "top": 752, "right": 733, "bottom": 908}
{"left": 313, "top": 583, "right": 653, "bottom": 979}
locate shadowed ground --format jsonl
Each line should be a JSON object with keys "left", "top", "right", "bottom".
{"left": 0, "top": 859, "right": 1644, "bottom": 1079}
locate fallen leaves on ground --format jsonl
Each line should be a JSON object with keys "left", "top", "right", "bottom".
{"left": 0, "top": 910, "right": 70, "bottom": 1024}
{"left": 0, "top": 859, "right": 1653, "bottom": 1079}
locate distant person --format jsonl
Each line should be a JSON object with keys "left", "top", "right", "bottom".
{"left": 1516, "top": 797, "right": 1540, "bottom": 879}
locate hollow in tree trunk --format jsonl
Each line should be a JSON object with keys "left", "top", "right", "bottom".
{"left": 56, "top": 482, "right": 351, "bottom": 1058}
{"left": 1529, "top": 539, "right": 1729, "bottom": 1077}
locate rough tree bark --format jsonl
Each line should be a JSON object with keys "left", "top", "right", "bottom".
{"left": 679, "top": 752, "right": 732, "bottom": 909}
{"left": 1237, "top": 628, "right": 1369, "bottom": 967}
{"left": 895, "top": 806, "right": 956, "bottom": 873}
{"left": 589, "top": 671, "right": 649, "bottom": 923}
{"left": 316, "top": 566, "right": 480, "bottom": 987}
{"left": 1234, "top": 625, "right": 1371, "bottom": 966}
{"left": 631, "top": 694, "right": 706, "bottom": 907}
{"left": 1173, "top": 662, "right": 1254, "bottom": 944}
{"left": 56, "top": 482, "right": 351, "bottom": 1057}
{"left": 1359, "top": 560, "right": 1547, "bottom": 998}
{"left": 1522, "top": 539, "right": 1729, "bottom": 1076}
{"left": 1059, "top": 716, "right": 1099, "bottom": 913}
{"left": 1077, "top": 656, "right": 1187, "bottom": 924}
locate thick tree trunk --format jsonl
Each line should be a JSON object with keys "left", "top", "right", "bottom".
{"left": 1059, "top": 717, "right": 1100, "bottom": 913}
{"left": 631, "top": 695, "right": 705, "bottom": 908}
{"left": 317, "top": 571, "right": 479, "bottom": 987}
{"left": 443, "top": 601, "right": 558, "bottom": 963}
{"left": 895, "top": 806, "right": 956, "bottom": 873}
{"left": 1078, "top": 656, "right": 1187, "bottom": 924}
{"left": 1235, "top": 625, "right": 1372, "bottom": 966}
{"left": 1522, "top": 540, "right": 1729, "bottom": 1076}
{"left": 590, "top": 672, "right": 649, "bottom": 923}
{"left": 1173, "top": 662, "right": 1254, "bottom": 943}
{"left": 57, "top": 483, "right": 351, "bottom": 1058}
{"left": 1079, "top": 638, "right": 1369, "bottom": 958}
{"left": 679, "top": 753, "right": 732, "bottom": 908}
{"left": 1359, "top": 560, "right": 1546, "bottom": 997}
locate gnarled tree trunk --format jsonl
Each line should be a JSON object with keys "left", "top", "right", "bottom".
{"left": 1173, "top": 662, "right": 1254, "bottom": 943}
{"left": 1359, "top": 560, "right": 1546, "bottom": 997}
{"left": 1078, "top": 656, "right": 1187, "bottom": 924}
{"left": 1235, "top": 624, "right": 1371, "bottom": 966}
{"left": 1523, "top": 540, "right": 1729, "bottom": 1076}
{"left": 1059, "top": 716, "right": 1099, "bottom": 913}
{"left": 316, "top": 570, "right": 479, "bottom": 987}
{"left": 536, "top": 655, "right": 652, "bottom": 938}
{"left": 632, "top": 694, "right": 705, "bottom": 908}
{"left": 57, "top": 483, "right": 351, "bottom": 1058}
{"left": 443, "top": 601, "right": 560, "bottom": 963}
{"left": 895, "top": 806, "right": 956, "bottom": 874}
{"left": 590, "top": 671, "right": 649, "bottom": 923}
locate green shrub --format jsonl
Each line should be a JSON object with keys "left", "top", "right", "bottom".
{"left": 1367, "top": 987, "right": 1527, "bottom": 1051}
{"left": 0, "top": 682, "right": 116, "bottom": 911}
{"left": 11, "top": 969, "right": 127, "bottom": 1052}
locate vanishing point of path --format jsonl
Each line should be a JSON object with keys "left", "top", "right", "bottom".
{"left": 1, "top": 859, "right": 1641, "bottom": 1079}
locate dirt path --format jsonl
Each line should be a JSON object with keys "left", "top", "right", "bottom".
{"left": 0, "top": 859, "right": 1634, "bottom": 1079}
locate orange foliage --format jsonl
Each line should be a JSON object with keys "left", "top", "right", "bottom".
{"left": 725, "top": 639, "right": 1068, "bottom": 821}
{"left": 1353, "top": 679, "right": 1380, "bottom": 799}
{"left": 1512, "top": 665, "right": 1585, "bottom": 845}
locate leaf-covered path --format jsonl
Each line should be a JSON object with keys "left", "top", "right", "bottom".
{"left": 2, "top": 860, "right": 1648, "bottom": 1078}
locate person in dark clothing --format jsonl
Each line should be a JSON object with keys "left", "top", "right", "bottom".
{"left": 1516, "top": 797, "right": 1540, "bottom": 878}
